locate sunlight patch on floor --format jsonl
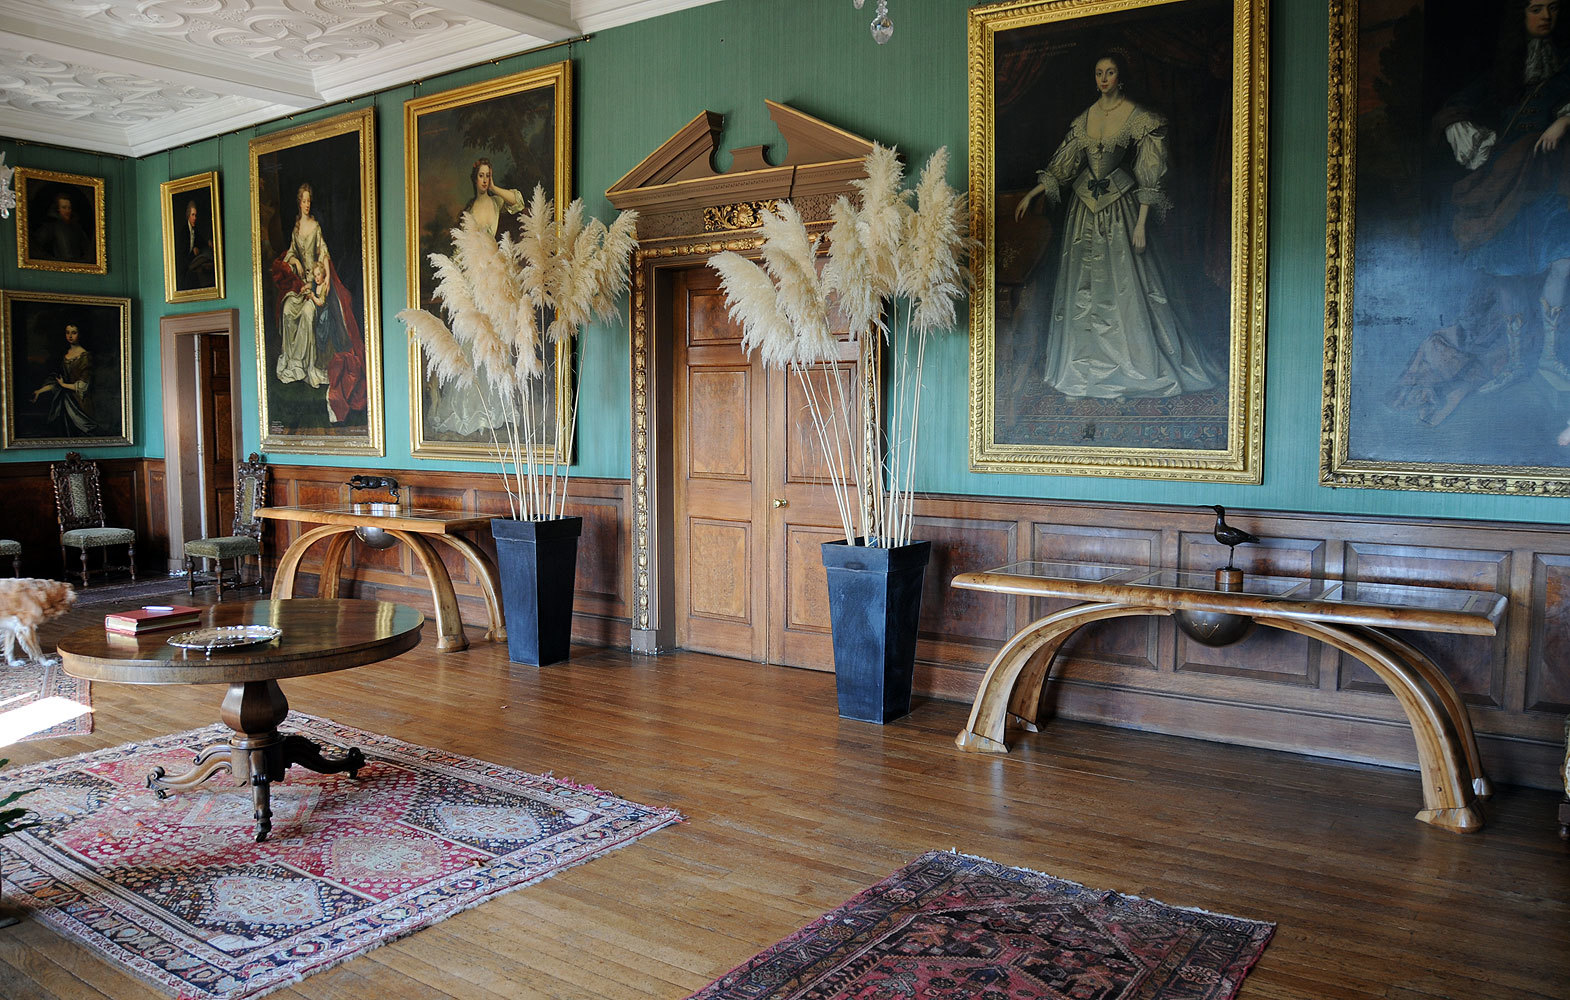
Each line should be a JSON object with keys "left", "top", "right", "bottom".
{"left": 0, "top": 697, "right": 92, "bottom": 747}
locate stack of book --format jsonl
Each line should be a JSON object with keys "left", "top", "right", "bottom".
{"left": 104, "top": 605, "right": 204, "bottom": 635}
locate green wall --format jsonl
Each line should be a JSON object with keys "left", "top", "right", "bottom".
{"left": 4, "top": 0, "right": 1566, "bottom": 526}
{"left": 0, "top": 141, "right": 141, "bottom": 463}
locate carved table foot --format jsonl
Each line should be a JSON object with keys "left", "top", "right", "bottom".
{"left": 1559, "top": 798, "right": 1569, "bottom": 842}
{"left": 147, "top": 679, "right": 367, "bottom": 842}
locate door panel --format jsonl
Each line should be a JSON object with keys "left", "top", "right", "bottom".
{"left": 674, "top": 266, "right": 865, "bottom": 670}
{"left": 673, "top": 270, "right": 767, "bottom": 660}
{"left": 771, "top": 355, "right": 861, "bottom": 670}
{"left": 687, "top": 518, "right": 753, "bottom": 622}
{"left": 197, "top": 336, "right": 234, "bottom": 537}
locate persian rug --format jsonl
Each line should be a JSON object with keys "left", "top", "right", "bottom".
{"left": 689, "top": 851, "right": 1274, "bottom": 1000}
{"left": 70, "top": 575, "right": 198, "bottom": 609}
{"left": 0, "top": 658, "right": 92, "bottom": 744}
{"left": 0, "top": 714, "right": 681, "bottom": 1000}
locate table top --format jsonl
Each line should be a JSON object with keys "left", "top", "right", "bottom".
{"left": 57, "top": 599, "right": 425, "bottom": 685}
{"left": 256, "top": 503, "right": 493, "bottom": 533}
{"left": 952, "top": 561, "right": 1507, "bottom": 636}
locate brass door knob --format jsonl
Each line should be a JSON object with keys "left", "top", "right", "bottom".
{"left": 772, "top": 498, "right": 788, "bottom": 508}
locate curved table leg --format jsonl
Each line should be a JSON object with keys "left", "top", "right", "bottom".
{"left": 315, "top": 531, "right": 356, "bottom": 600}
{"left": 429, "top": 533, "right": 507, "bottom": 642}
{"left": 957, "top": 603, "right": 1169, "bottom": 754}
{"left": 387, "top": 530, "right": 468, "bottom": 652}
{"left": 1349, "top": 625, "right": 1491, "bottom": 800}
{"left": 271, "top": 525, "right": 354, "bottom": 599}
{"left": 1255, "top": 616, "right": 1482, "bottom": 833}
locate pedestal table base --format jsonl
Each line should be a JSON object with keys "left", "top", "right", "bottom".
{"left": 146, "top": 679, "right": 365, "bottom": 842}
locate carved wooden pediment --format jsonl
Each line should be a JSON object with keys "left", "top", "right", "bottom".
{"left": 606, "top": 101, "right": 873, "bottom": 223}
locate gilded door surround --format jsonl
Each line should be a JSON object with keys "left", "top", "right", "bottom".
{"left": 608, "top": 101, "right": 875, "bottom": 654}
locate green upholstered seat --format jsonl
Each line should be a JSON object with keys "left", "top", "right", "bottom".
{"left": 186, "top": 453, "right": 269, "bottom": 601}
{"left": 51, "top": 452, "right": 137, "bottom": 587}
{"left": 183, "top": 535, "right": 260, "bottom": 559}
{"left": 61, "top": 527, "right": 137, "bottom": 548}
{"left": 0, "top": 540, "right": 18, "bottom": 556}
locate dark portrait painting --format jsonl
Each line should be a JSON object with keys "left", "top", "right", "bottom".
{"left": 1, "top": 291, "right": 131, "bottom": 449}
{"left": 968, "top": 0, "right": 1267, "bottom": 481}
{"left": 249, "top": 108, "right": 383, "bottom": 456}
{"left": 1324, "top": 0, "right": 1570, "bottom": 494}
{"left": 160, "top": 171, "right": 225, "bottom": 303}
{"left": 15, "top": 168, "right": 106, "bottom": 275}
{"left": 404, "top": 61, "right": 571, "bottom": 461}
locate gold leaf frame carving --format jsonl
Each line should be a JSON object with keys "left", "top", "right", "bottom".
{"left": 967, "top": 0, "right": 1268, "bottom": 482}
{"left": 0, "top": 290, "right": 132, "bottom": 449}
{"left": 1320, "top": 0, "right": 1570, "bottom": 496}
{"left": 160, "top": 171, "right": 225, "bottom": 304}
{"left": 403, "top": 61, "right": 573, "bottom": 462}
{"left": 249, "top": 108, "right": 384, "bottom": 456}
{"left": 15, "top": 167, "right": 108, "bottom": 275}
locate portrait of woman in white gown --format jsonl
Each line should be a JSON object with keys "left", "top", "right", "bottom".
{"left": 1014, "top": 51, "right": 1222, "bottom": 400}
{"left": 426, "top": 159, "right": 527, "bottom": 437}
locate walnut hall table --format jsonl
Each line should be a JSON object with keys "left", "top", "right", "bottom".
{"left": 952, "top": 562, "right": 1507, "bottom": 835}
{"left": 56, "top": 599, "right": 424, "bottom": 842}
{"left": 258, "top": 502, "right": 504, "bottom": 653}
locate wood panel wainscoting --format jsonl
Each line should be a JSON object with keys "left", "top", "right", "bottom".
{"left": 0, "top": 457, "right": 167, "bottom": 579}
{"left": 259, "top": 465, "right": 632, "bottom": 650}
{"left": 4, "top": 457, "right": 1565, "bottom": 790}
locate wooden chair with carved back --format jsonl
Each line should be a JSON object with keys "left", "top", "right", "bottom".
{"left": 50, "top": 452, "right": 136, "bottom": 588}
{"left": 184, "top": 453, "right": 269, "bottom": 601}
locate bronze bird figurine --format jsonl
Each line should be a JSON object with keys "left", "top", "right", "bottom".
{"left": 1208, "top": 504, "right": 1258, "bottom": 570}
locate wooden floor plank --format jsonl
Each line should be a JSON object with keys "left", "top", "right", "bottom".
{"left": 0, "top": 603, "right": 1561, "bottom": 1000}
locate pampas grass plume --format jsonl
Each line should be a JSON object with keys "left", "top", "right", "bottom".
{"left": 397, "top": 308, "right": 474, "bottom": 390}
{"left": 900, "top": 147, "right": 970, "bottom": 334}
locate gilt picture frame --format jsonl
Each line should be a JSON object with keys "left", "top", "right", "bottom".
{"left": 404, "top": 61, "right": 573, "bottom": 462}
{"left": 967, "top": 0, "right": 1267, "bottom": 482}
{"left": 0, "top": 290, "right": 132, "bottom": 449}
{"left": 1322, "top": 0, "right": 1570, "bottom": 495}
{"left": 15, "top": 168, "right": 107, "bottom": 275}
{"left": 160, "top": 171, "right": 225, "bottom": 304}
{"left": 249, "top": 108, "right": 383, "bottom": 456}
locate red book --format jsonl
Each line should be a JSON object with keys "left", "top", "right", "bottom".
{"left": 104, "top": 605, "right": 204, "bottom": 634}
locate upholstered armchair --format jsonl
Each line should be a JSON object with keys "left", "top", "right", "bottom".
{"left": 50, "top": 452, "right": 136, "bottom": 588}
{"left": 184, "top": 453, "right": 268, "bottom": 600}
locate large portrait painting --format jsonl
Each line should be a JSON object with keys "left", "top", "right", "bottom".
{"left": 160, "top": 171, "right": 224, "bottom": 304}
{"left": 1323, "top": 0, "right": 1570, "bottom": 494}
{"left": 0, "top": 290, "right": 131, "bottom": 449}
{"left": 14, "top": 168, "right": 107, "bottom": 275}
{"left": 968, "top": 0, "right": 1267, "bottom": 481}
{"left": 404, "top": 61, "right": 572, "bottom": 461}
{"left": 250, "top": 109, "right": 383, "bottom": 456}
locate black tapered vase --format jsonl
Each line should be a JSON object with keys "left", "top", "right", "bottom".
{"left": 821, "top": 538, "right": 932, "bottom": 724}
{"left": 491, "top": 516, "right": 582, "bottom": 666}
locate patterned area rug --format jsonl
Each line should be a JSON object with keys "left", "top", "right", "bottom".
{"left": 70, "top": 575, "right": 200, "bottom": 609}
{"left": 689, "top": 851, "right": 1274, "bottom": 1000}
{"left": 0, "top": 715, "right": 681, "bottom": 1000}
{"left": 0, "top": 659, "right": 92, "bottom": 743}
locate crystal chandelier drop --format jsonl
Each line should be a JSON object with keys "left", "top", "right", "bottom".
{"left": 852, "top": 0, "right": 893, "bottom": 44}
{"left": 0, "top": 153, "right": 13, "bottom": 220}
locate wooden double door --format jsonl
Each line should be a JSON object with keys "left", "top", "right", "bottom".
{"left": 672, "top": 268, "right": 862, "bottom": 669}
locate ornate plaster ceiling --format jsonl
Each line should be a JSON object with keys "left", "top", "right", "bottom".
{"left": 0, "top": 0, "right": 722, "bottom": 157}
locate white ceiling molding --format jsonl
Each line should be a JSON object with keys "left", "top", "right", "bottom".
{"left": 0, "top": 0, "right": 724, "bottom": 158}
